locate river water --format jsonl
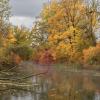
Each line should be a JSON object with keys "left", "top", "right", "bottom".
{"left": 0, "top": 63, "right": 100, "bottom": 100}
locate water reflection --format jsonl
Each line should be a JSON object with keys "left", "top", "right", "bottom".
{"left": 11, "top": 93, "right": 34, "bottom": 100}
{"left": 0, "top": 65, "right": 100, "bottom": 100}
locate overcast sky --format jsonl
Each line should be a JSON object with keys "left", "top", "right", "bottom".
{"left": 9, "top": 0, "right": 48, "bottom": 28}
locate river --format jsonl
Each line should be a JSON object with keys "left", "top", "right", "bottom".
{"left": 0, "top": 62, "right": 100, "bottom": 100}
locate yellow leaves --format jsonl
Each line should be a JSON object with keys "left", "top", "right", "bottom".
{"left": 48, "top": 26, "right": 81, "bottom": 42}
{"left": 48, "top": 34, "right": 58, "bottom": 42}
{"left": 92, "top": 12, "right": 97, "bottom": 26}
{"left": 0, "top": 48, "right": 6, "bottom": 59}
{"left": 60, "top": 26, "right": 82, "bottom": 40}
{"left": 56, "top": 23, "right": 64, "bottom": 30}
{"left": 58, "top": 42, "right": 67, "bottom": 49}
{"left": 56, "top": 42, "right": 71, "bottom": 57}
{"left": 79, "top": 4, "right": 86, "bottom": 12}
{"left": 55, "top": 9, "right": 64, "bottom": 19}
{"left": 83, "top": 44, "right": 100, "bottom": 65}
{"left": 69, "top": 26, "right": 81, "bottom": 34}
{"left": 7, "top": 33, "right": 14, "bottom": 39}
{"left": 6, "top": 27, "right": 16, "bottom": 43}
{"left": 48, "top": 32, "right": 61, "bottom": 42}
{"left": 48, "top": 34, "right": 54, "bottom": 41}
{"left": 75, "top": 3, "right": 86, "bottom": 12}
{"left": 48, "top": 25, "right": 84, "bottom": 61}
{"left": 50, "top": 0, "right": 58, "bottom": 10}
{"left": 53, "top": 34, "right": 60, "bottom": 40}
{"left": 42, "top": 6, "right": 50, "bottom": 19}
{"left": 48, "top": 17, "right": 54, "bottom": 24}
{"left": 42, "top": 0, "right": 58, "bottom": 20}
{"left": 60, "top": 31, "right": 69, "bottom": 39}
{"left": 83, "top": 46, "right": 95, "bottom": 57}
{"left": 41, "top": 0, "right": 99, "bottom": 63}
{"left": 7, "top": 33, "right": 16, "bottom": 42}
{"left": 69, "top": 26, "right": 76, "bottom": 31}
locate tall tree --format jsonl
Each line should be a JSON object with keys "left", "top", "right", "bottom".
{"left": 0, "top": 0, "right": 10, "bottom": 35}
{"left": 40, "top": 0, "right": 100, "bottom": 62}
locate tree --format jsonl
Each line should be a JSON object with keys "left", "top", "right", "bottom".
{"left": 40, "top": 0, "right": 100, "bottom": 62}
{"left": 7, "top": 26, "right": 34, "bottom": 61}
{"left": 31, "top": 18, "right": 49, "bottom": 47}
{"left": 14, "top": 26, "right": 32, "bottom": 46}
{"left": 5, "top": 26, "right": 16, "bottom": 46}
{"left": 0, "top": 0, "right": 10, "bottom": 35}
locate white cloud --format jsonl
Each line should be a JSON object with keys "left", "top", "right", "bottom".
{"left": 10, "top": 16, "right": 35, "bottom": 28}
{"left": 9, "top": 0, "right": 48, "bottom": 28}
{"left": 10, "top": 0, "right": 48, "bottom": 17}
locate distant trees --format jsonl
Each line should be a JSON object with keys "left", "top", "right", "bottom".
{"left": 0, "top": 0, "right": 10, "bottom": 35}
{"left": 0, "top": 0, "right": 100, "bottom": 68}
{"left": 7, "top": 26, "right": 33, "bottom": 62}
{"left": 0, "top": 26, "right": 34, "bottom": 66}
{"left": 34, "top": 0, "right": 100, "bottom": 64}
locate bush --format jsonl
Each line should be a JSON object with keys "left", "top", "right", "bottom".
{"left": 9, "top": 46, "right": 33, "bottom": 60}
{"left": 83, "top": 44, "right": 100, "bottom": 69}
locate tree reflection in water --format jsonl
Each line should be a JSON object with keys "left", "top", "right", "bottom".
{"left": 0, "top": 64, "right": 100, "bottom": 100}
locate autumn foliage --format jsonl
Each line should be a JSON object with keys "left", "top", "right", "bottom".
{"left": 33, "top": 48, "right": 54, "bottom": 65}
{"left": 83, "top": 43, "right": 100, "bottom": 68}
{"left": 0, "top": 0, "right": 100, "bottom": 69}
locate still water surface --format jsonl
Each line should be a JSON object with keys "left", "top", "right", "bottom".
{"left": 0, "top": 64, "right": 100, "bottom": 100}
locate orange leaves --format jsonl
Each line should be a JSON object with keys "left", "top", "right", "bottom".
{"left": 6, "top": 32, "right": 16, "bottom": 44}
{"left": 10, "top": 52, "right": 22, "bottom": 64}
{"left": 60, "top": 31, "right": 69, "bottom": 39}
{"left": 83, "top": 44, "right": 100, "bottom": 66}
{"left": 5, "top": 27, "right": 16, "bottom": 46}
{"left": 92, "top": 12, "right": 97, "bottom": 26}
{"left": 42, "top": 0, "right": 58, "bottom": 20}
{"left": 48, "top": 32, "right": 61, "bottom": 43}
{"left": 39, "top": 0, "right": 98, "bottom": 64}
{"left": 34, "top": 49, "right": 55, "bottom": 65}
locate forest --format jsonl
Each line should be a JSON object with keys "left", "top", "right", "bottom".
{"left": 0, "top": 0, "right": 100, "bottom": 100}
